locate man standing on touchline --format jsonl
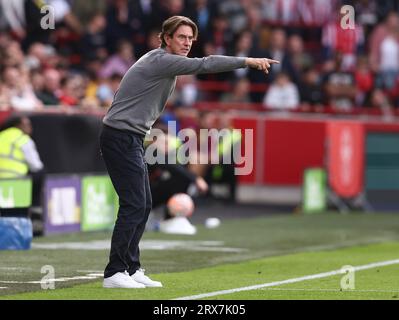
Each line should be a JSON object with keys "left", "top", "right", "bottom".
{"left": 100, "top": 15, "right": 279, "bottom": 289}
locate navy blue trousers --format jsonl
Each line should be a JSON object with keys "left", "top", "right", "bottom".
{"left": 100, "top": 125, "right": 152, "bottom": 278}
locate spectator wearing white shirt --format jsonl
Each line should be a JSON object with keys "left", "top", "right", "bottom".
{"left": 370, "top": 12, "right": 399, "bottom": 90}
{"left": 297, "top": 0, "right": 336, "bottom": 26}
{"left": 2, "top": 66, "right": 43, "bottom": 111}
{"left": 0, "top": 0, "right": 26, "bottom": 39}
{"left": 260, "top": 0, "right": 299, "bottom": 25}
{"left": 263, "top": 72, "right": 299, "bottom": 110}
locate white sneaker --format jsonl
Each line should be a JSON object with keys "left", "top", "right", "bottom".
{"left": 159, "top": 216, "right": 197, "bottom": 235}
{"left": 103, "top": 271, "right": 145, "bottom": 289}
{"left": 131, "top": 269, "right": 163, "bottom": 287}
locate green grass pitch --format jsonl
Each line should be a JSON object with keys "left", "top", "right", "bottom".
{"left": 1, "top": 212, "right": 399, "bottom": 300}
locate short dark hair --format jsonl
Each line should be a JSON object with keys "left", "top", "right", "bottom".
{"left": 0, "top": 115, "right": 25, "bottom": 132}
{"left": 159, "top": 16, "right": 198, "bottom": 48}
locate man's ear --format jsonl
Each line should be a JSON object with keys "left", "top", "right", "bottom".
{"left": 164, "top": 34, "right": 172, "bottom": 46}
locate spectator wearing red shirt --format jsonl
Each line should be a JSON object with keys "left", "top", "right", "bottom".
{"left": 322, "top": 11, "right": 365, "bottom": 71}
{"left": 59, "top": 74, "right": 86, "bottom": 107}
{"left": 354, "top": 55, "right": 374, "bottom": 107}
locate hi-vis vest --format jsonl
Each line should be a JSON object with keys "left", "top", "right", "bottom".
{"left": 0, "top": 127, "right": 30, "bottom": 178}
{"left": 217, "top": 129, "right": 242, "bottom": 157}
{"left": 212, "top": 129, "right": 242, "bottom": 181}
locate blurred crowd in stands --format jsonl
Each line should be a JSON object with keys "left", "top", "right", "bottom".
{"left": 1, "top": 0, "right": 399, "bottom": 119}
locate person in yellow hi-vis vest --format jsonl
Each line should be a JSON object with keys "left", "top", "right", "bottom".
{"left": 0, "top": 116, "right": 44, "bottom": 208}
{"left": 206, "top": 115, "right": 242, "bottom": 203}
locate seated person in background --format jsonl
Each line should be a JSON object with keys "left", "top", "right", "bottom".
{"left": 220, "top": 78, "right": 252, "bottom": 104}
{"left": 34, "top": 69, "right": 62, "bottom": 106}
{"left": 299, "top": 68, "right": 324, "bottom": 112}
{"left": 354, "top": 55, "right": 374, "bottom": 107}
{"left": 2, "top": 67, "right": 43, "bottom": 111}
{"left": 145, "top": 125, "right": 208, "bottom": 226}
{"left": 168, "top": 75, "right": 199, "bottom": 108}
{"left": 0, "top": 84, "right": 11, "bottom": 110}
{"left": 263, "top": 72, "right": 300, "bottom": 111}
{"left": 58, "top": 74, "right": 87, "bottom": 107}
{"left": 96, "top": 73, "right": 123, "bottom": 108}
{"left": 369, "top": 11, "right": 399, "bottom": 90}
{"left": 322, "top": 54, "right": 357, "bottom": 113}
{"left": 287, "top": 34, "right": 314, "bottom": 74}
{"left": 98, "top": 40, "right": 136, "bottom": 79}
{"left": 0, "top": 116, "right": 45, "bottom": 214}
{"left": 364, "top": 88, "right": 394, "bottom": 119}
{"left": 149, "top": 158, "right": 208, "bottom": 217}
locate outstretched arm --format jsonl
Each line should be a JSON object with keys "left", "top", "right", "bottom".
{"left": 157, "top": 53, "right": 280, "bottom": 76}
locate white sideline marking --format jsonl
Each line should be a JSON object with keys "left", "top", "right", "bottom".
{"left": 175, "top": 258, "right": 399, "bottom": 300}
{"left": 0, "top": 273, "right": 103, "bottom": 284}
{"left": 0, "top": 267, "right": 32, "bottom": 271}
{"left": 32, "top": 240, "right": 246, "bottom": 253}
{"left": 261, "top": 288, "right": 399, "bottom": 293}
{"left": 0, "top": 287, "right": 8, "bottom": 289}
